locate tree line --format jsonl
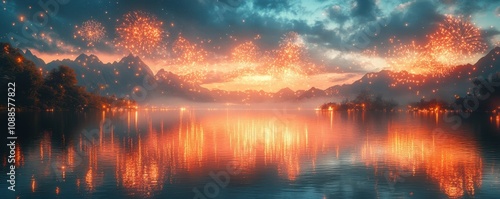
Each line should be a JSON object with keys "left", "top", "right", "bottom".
{"left": 0, "top": 42, "right": 134, "bottom": 110}
{"left": 320, "top": 90, "right": 398, "bottom": 111}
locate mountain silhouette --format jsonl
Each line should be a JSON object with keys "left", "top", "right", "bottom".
{"left": 325, "top": 47, "right": 500, "bottom": 104}
{"left": 19, "top": 47, "right": 500, "bottom": 104}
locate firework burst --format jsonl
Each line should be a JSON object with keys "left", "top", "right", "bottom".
{"left": 115, "top": 11, "right": 166, "bottom": 58}
{"left": 74, "top": 19, "right": 106, "bottom": 46}
{"left": 231, "top": 41, "right": 259, "bottom": 64}
{"left": 383, "top": 15, "right": 487, "bottom": 76}
{"left": 171, "top": 35, "right": 208, "bottom": 83}
{"left": 269, "top": 32, "right": 311, "bottom": 77}
{"left": 386, "top": 41, "right": 440, "bottom": 74}
{"left": 172, "top": 35, "right": 207, "bottom": 65}
{"left": 427, "top": 15, "right": 487, "bottom": 65}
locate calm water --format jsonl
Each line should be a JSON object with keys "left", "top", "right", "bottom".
{"left": 1, "top": 110, "right": 500, "bottom": 199}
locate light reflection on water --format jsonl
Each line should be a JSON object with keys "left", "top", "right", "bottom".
{"left": 1, "top": 110, "right": 499, "bottom": 199}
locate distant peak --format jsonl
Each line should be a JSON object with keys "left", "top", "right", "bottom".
{"left": 156, "top": 69, "right": 166, "bottom": 74}
{"left": 490, "top": 46, "right": 500, "bottom": 55}
{"left": 24, "top": 49, "right": 33, "bottom": 56}
{"left": 278, "top": 87, "right": 294, "bottom": 92}
{"left": 75, "top": 53, "right": 89, "bottom": 61}
{"left": 120, "top": 53, "right": 142, "bottom": 63}
{"left": 75, "top": 53, "right": 102, "bottom": 63}
{"left": 124, "top": 53, "right": 137, "bottom": 60}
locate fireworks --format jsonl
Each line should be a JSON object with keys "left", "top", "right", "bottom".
{"left": 115, "top": 11, "right": 166, "bottom": 58}
{"left": 75, "top": 19, "right": 106, "bottom": 46}
{"left": 269, "top": 32, "right": 311, "bottom": 77}
{"left": 231, "top": 41, "right": 259, "bottom": 64}
{"left": 385, "top": 15, "right": 487, "bottom": 76}
{"left": 427, "top": 15, "right": 487, "bottom": 65}
{"left": 225, "top": 32, "right": 319, "bottom": 90}
{"left": 171, "top": 35, "right": 208, "bottom": 83}
{"left": 386, "top": 41, "right": 438, "bottom": 74}
{"left": 172, "top": 35, "right": 207, "bottom": 66}
{"left": 273, "top": 32, "right": 304, "bottom": 68}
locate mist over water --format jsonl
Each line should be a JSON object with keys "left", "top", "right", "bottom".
{"left": 147, "top": 97, "right": 337, "bottom": 110}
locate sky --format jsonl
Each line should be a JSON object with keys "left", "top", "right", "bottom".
{"left": 1, "top": 0, "right": 499, "bottom": 91}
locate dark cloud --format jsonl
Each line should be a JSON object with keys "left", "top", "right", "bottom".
{"left": 351, "top": 0, "right": 379, "bottom": 20}
{"left": 329, "top": 73, "right": 359, "bottom": 83}
{"left": 253, "top": 0, "right": 292, "bottom": 10}
{"left": 326, "top": 5, "right": 349, "bottom": 26}
{"left": 304, "top": 22, "right": 343, "bottom": 48}
{"left": 483, "top": 28, "right": 500, "bottom": 46}
{"left": 440, "top": 0, "right": 500, "bottom": 16}
{"left": 341, "top": 0, "right": 443, "bottom": 53}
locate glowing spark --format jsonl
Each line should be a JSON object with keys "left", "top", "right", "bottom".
{"left": 386, "top": 41, "right": 438, "bottom": 74}
{"left": 75, "top": 19, "right": 106, "bottom": 46}
{"left": 427, "top": 15, "right": 487, "bottom": 66}
{"left": 115, "top": 11, "right": 166, "bottom": 58}
{"left": 173, "top": 35, "right": 207, "bottom": 65}
{"left": 268, "top": 32, "right": 316, "bottom": 77}
{"left": 385, "top": 15, "right": 487, "bottom": 76}
{"left": 231, "top": 41, "right": 259, "bottom": 64}
{"left": 172, "top": 35, "right": 208, "bottom": 83}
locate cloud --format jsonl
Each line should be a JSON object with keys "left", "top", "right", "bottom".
{"left": 252, "top": 0, "right": 292, "bottom": 10}
{"left": 439, "top": 0, "right": 500, "bottom": 16}
{"left": 328, "top": 73, "right": 359, "bottom": 83}
{"left": 326, "top": 5, "right": 349, "bottom": 26}
{"left": 351, "top": 0, "right": 379, "bottom": 20}
{"left": 349, "top": 0, "right": 443, "bottom": 53}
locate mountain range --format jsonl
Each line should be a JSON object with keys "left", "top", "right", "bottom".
{"left": 21, "top": 47, "right": 500, "bottom": 105}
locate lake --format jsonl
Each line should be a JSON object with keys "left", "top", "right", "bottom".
{"left": 1, "top": 110, "right": 500, "bottom": 199}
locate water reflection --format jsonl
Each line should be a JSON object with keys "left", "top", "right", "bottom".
{"left": 2, "top": 110, "right": 498, "bottom": 198}
{"left": 361, "top": 123, "right": 483, "bottom": 198}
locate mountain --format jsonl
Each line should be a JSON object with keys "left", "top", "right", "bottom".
{"left": 325, "top": 47, "right": 500, "bottom": 104}
{"left": 21, "top": 49, "right": 46, "bottom": 67}
{"left": 298, "top": 87, "right": 327, "bottom": 99}
{"left": 20, "top": 47, "right": 500, "bottom": 105}
{"left": 43, "top": 53, "right": 155, "bottom": 96}
{"left": 152, "top": 69, "right": 214, "bottom": 101}
{"left": 273, "top": 87, "right": 297, "bottom": 101}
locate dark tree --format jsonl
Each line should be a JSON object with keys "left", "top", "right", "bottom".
{"left": 0, "top": 43, "right": 43, "bottom": 108}
{"left": 1, "top": 42, "right": 136, "bottom": 110}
